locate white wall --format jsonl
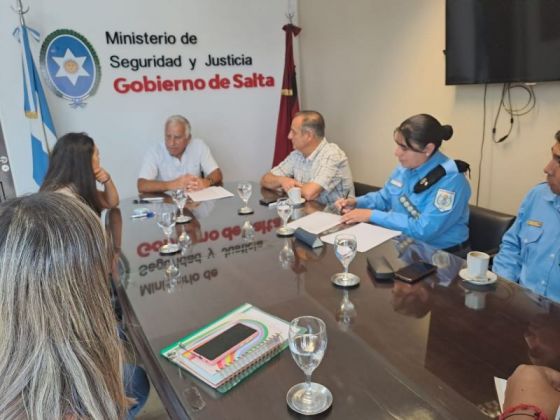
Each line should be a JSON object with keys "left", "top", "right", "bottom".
{"left": 298, "top": 0, "right": 560, "bottom": 214}
{"left": 0, "top": 0, "right": 290, "bottom": 198}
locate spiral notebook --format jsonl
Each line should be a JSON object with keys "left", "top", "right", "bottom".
{"left": 160, "top": 303, "right": 290, "bottom": 393}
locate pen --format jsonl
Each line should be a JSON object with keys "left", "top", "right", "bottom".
{"left": 131, "top": 211, "right": 154, "bottom": 219}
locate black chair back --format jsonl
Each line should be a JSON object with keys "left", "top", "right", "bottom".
{"left": 468, "top": 205, "right": 515, "bottom": 256}
{"left": 354, "top": 182, "right": 381, "bottom": 197}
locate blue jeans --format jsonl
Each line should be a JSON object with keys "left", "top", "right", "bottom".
{"left": 124, "top": 363, "right": 150, "bottom": 419}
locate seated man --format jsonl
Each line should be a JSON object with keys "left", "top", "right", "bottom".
{"left": 493, "top": 131, "right": 560, "bottom": 302}
{"left": 137, "top": 115, "right": 223, "bottom": 193}
{"left": 261, "top": 110, "right": 354, "bottom": 205}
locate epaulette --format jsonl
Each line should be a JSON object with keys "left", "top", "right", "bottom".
{"left": 413, "top": 160, "right": 470, "bottom": 194}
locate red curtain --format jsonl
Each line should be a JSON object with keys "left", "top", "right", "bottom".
{"left": 272, "top": 24, "right": 301, "bottom": 167}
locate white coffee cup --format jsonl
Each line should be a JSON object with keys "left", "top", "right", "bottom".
{"left": 288, "top": 187, "right": 302, "bottom": 203}
{"left": 466, "top": 251, "right": 490, "bottom": 280}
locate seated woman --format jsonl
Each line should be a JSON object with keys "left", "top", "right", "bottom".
{"left": 41, "top": 132, "right": 119, "bottom": 213}
{"left": 0, "top": 193, "right": 147, "bottom": 418}
{"left": 336, "top": 114, "right": 471, "bottom": 255}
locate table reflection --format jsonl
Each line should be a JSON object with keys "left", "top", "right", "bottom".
{"left": 109, "top": 184, "right": 560, "bottom": 420}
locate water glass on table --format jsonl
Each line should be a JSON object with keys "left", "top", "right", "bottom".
{"left": 276, "top": 198, "right": 294, "bottom": 237}
{"left": 331, "top": 233, "right": 360, "bottom": 287}
{"left": 171, "top": 189, "right": 191, "bottom": 224}
{"left": 287, "top": 316, "right": 332, "bottom": 415}
{"left": 237, "top": 182, "right": 254, "bottom": 215}
{"left": 156, "top": 204, "right": 179, "bottom": 254}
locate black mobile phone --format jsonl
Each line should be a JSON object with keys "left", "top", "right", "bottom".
{"left": 394, "top": 261, "right": 437, "bottom": 283}
{"left": 259, "top": 197, "right": 278, "bottom": 206}
{"left": 192, "top": 323, "right": 258, "bottom": 363}
{"left": 366, "top": 256, "right": 394, "bottom": 281}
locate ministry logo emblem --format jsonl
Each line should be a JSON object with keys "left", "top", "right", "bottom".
{"left": 40, "top": 29, "right": 100, "bottom": 107}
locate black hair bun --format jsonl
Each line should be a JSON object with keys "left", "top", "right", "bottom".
{"left": 441, "top": 125, "right": 453, "bottom": 141}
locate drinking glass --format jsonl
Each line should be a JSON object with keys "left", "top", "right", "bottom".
{"left": 336, "top": 289, "right": 357, "bottom": 331}
{"left": 171, "top": 189, "right": 191, "bottom": 223}
{"left": 157, "top": 205, "right": 179, "bottom": 254}
{"left": 276, "top": 198, "right": 294, "bottom": 236}
{"left": 241, "top": 219, "right": 255, "bottom": 243}
{"left": 279, "top": 238, "right": 295, "bottom": 270}
{"left": 331, "top": 233, "right": 360, "bottom": 286}
{"left": 237, "top": 182, "right": 253, "bottom": 214}
{"left": 287, "top": 316, "right": 332, "bottom": 415}
{"left": 178, "top": 224, "right": 192, "bottom": 255}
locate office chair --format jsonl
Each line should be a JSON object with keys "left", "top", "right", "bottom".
{"left": 468, "top": 205, "right": 516, "bottom": 256}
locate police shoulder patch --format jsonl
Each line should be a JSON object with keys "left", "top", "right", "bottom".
{"left": 434, "top": 189, "right": 455, "bottom": 212}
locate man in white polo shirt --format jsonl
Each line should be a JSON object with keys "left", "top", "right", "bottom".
{"left": 137, "top": 115, "right": 223, "bottom": 193}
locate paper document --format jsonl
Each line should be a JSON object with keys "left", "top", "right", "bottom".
{"left": 188, "top": 186, "right": 234, "bottom": 202}
{"left": 287, "top": 211, "right": 342, "bottom": 235}
{"left": 494, "top": 377, "right": 506, "bottom": 412}
{"left": 321, "top": 222, "right": 401, "bottom": 252}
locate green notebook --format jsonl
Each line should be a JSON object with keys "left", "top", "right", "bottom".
{"left": 160, "top": 303, "right": 290, "bottom": 393}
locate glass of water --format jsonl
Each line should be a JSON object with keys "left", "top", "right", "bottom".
{"left": 171, "top": 189, "right": 191, "bottom": 224}
{"left": 331, "top": 233, "right": 360, "bottom": 287}
{"left": 237, "top": 182, "right": 253, "bottom": 215}
{"left": 287, "top": 316, "right": 332, "bottom": 415}
{"left": 156, "top": 205, "right": 178, "bottom": 254}
{"left": 276, "top": 198, "right": 294, "bottom": 236}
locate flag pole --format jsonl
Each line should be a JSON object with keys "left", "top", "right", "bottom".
{"left": 12, "top": 0, "right": 29, "bottom": 26}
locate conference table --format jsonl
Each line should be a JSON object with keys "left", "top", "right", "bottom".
{"left": 108, "top": 183, "right": 560, "bottom": 420}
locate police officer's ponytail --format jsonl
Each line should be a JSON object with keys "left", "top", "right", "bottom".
{"left": 396, "top": 114, "right": 453, "bottom": 155}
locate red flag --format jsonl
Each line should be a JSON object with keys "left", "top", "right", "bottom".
{"left": 272, "top": 24, "right": 301, "bottom": 167}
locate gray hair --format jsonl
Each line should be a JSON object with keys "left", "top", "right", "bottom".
{"left": 165, "top": 114, "right": 192, "bottom": 136}
{"left": 0, "top": 192, "right": 128, "bottom": 419}
{"left": 295, "top": 110, "right": 325, "bottom": 139}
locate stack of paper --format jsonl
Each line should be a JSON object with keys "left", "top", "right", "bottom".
{"left": 320, "top": 222, "right": 401, "bottom": 252}
{"left": 187, "top": 186, "right": 234, "bottom": 202}
{"left": 287, "top": 211, "right": 342, "bottom": 234}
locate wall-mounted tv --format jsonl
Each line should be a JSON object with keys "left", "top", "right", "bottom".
{"left": 445, "top": 0, "right": 560, "bottom": 85}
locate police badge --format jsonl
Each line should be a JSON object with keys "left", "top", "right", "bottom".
{"left": 40, "top": 29, "right": 100, "bottom": 107}
{"left": 434, "top": 189, "right": 455, "bottom": 212}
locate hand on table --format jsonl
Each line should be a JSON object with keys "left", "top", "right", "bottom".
{"left": 280, "top": 177, "right": 302, "bottom": 193}
{"left": 340, "top": 209, "right": 372, "bottom": 224}
{"left": 334, "top": 197, "right": 357, "bottom": 214}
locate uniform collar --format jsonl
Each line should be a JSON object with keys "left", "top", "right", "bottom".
{"left": 306, "top": 138, "right": 327, "bottom": 161}
{"left": 542, "top": 183, "right": 560, "bottom": 208}
{"left": 410, "top": 151, "right": 447, "bottom": 175}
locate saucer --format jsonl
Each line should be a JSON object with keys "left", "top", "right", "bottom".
{"left": 289, "top": 197, "right": 306, "bottom": 206}
{"left": 459, "top": 268, "right": 497, "bottom": 285}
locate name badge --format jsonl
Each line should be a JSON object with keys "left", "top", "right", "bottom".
{"left": 527, "top": 220, "right": 543, "bottom": 228}
{"left": 390, "top": 179, "right": 402, "bottom": 188}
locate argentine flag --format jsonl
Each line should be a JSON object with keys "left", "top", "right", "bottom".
{"left": 16, "top": 25, "right": 56, "bottom": 186}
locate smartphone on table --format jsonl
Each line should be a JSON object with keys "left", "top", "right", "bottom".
{"left": 191, "top": 323, "right": 258, "bottom": 364}
{"left": 394, "top": 261, "right": 437, "bottom": 283}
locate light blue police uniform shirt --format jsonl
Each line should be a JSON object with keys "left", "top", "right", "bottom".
{"left": 355, "top": 151, "right": 471, "bottom": 249}
{"left": 493, "top": 183, "right": 560, "bottom": 302}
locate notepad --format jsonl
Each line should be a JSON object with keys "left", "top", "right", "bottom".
{"left": 160, "top": 303, "right": 290, "bottom": 393}
{"left": 321, "top": 222, "right": 401, "bottom": 252}
{"left": 187, "top": 186, "right": 234, "bottom": 202}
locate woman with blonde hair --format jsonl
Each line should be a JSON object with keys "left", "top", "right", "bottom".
{"left": 0, "top": 192, "right": 130, "bottom": 419}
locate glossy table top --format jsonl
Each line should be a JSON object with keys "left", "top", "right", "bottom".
{"left": 108, "top": 184, "right": 560, "bottom": 419}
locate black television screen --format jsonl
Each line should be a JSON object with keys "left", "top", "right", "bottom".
{"left": 446, "top": 0, "right": 560, "bottom": 85}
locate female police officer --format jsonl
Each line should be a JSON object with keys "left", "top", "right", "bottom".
{"left": 335, "top": 114, "right": 471, "bottom": 256}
